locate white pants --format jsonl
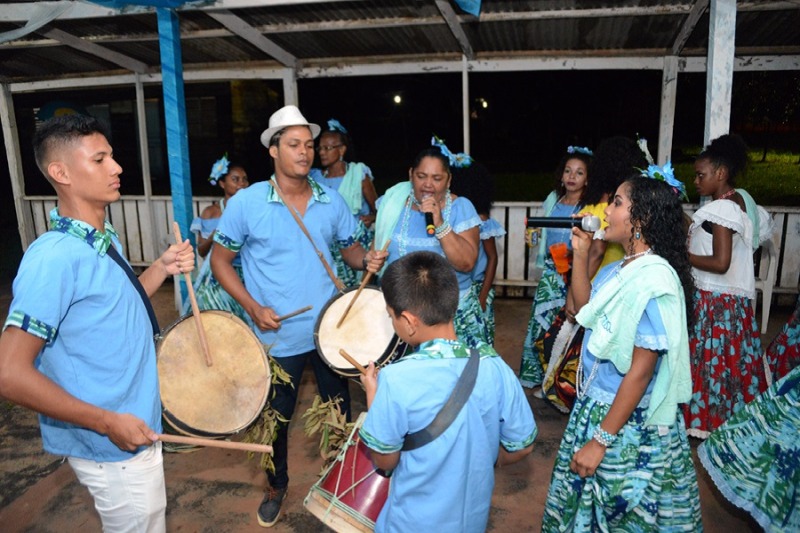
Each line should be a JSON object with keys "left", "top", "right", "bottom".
{"left": 68, "top": 442, "right": 166, "bottom": 533}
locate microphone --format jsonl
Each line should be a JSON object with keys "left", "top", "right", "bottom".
{"left": 525, "top": 215, "right": 601, "bottom": 232}
{"left": 425, "top": 212, "right": 435, "bottom": 236}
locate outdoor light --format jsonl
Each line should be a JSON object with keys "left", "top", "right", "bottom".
{"left": 393, "top": 94, "right": 402, "bottom": 105}
{"left": 479, "top": 97, "right": 488, "bottom": 109}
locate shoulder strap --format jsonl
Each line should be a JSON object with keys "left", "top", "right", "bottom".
{"left": 270, "top": 179, "right": 345, "bottom": 292}
{"left": 402, "top": 347, "right": 480, "bottom": 451}
{"left": 106, "top": 245, "right": 160, "bottom": 337}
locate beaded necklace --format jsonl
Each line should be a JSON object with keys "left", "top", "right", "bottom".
{"left": 717, "top": 188, "right": 736, "bottom": 200}
{"left": 398, "top": 190, "right": 452, "bottom": 257}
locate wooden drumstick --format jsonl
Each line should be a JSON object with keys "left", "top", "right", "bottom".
{"left": 336, "top": 239, "right": 391, "bottom": 328}
{"left": 157, "top": 434, "right": 273, "bottom": 454}
{"left": 276, "top": 305, "right": 313, "bottom": 322}
{"left": 173, "top": 221, "right": 213, "bottom": 367}
{"left": 338, "top": 348, "right": 367, "bottom": 376}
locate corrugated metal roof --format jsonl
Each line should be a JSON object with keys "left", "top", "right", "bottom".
{"left": 0, "top": 0, "right": 798, "bottom": 83}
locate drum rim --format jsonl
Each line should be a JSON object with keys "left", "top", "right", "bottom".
{"left": 157, "top": 309, "right": 271, "bottom": 437}
{"left": 312, "top": 286, "right": 402, "bottom": 377}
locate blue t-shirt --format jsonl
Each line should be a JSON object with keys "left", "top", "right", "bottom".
{"left": 310, "top": 164, "right": 374, "bottom": 217}
{"left": 379, "top": 196, "right": 482, "bottom": 293}
{"left": 360, "top": 339, "right": 537, "bottom": 533}
{"left": 580, "top": 262, "right": 668, "bottom": 408}
{"left": 3, "top": 209, "right": 161, "bottom": 462}
{"left": 213, "top": 178, "right": 357, "bottom": 356}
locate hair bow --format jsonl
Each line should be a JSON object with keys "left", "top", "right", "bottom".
{"left": 567, "top": 145, "right": 593, "bottom": 156}
{"left": 636, "top": 137, "right": 687, "bottom": 199}
{"left": 327, "top": 118, "right": 348, "bottom": 134}
{"left": 209, "top": 153, "right": 229, "bottom": 185}
{"left": 431, "top": 135, "right": 473, "bottom": 168}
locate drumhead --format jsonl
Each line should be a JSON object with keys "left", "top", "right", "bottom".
{"left": 157, "top": 310, "right": 270, "bottom": 437}
{"left": 314, "top": 287, "right": 401, "bottom": 377}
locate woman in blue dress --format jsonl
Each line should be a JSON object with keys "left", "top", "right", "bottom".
{"left": 519, "top": 147, "right": 591, "bottom": 388}
{"left": 183, "top": 154, "right": 249, "bottom": 322}
{"left": 374, "top": 138, "right": 485, "bottom": 347}
{"left": 312, "top": 118, "right": 378, "bottom": 287}
{"left": 542, "top": 175, "right": 701, "bottom": 531}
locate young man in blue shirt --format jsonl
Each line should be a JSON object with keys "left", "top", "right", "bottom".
{"left": 0, "top": 114, "right": 194, "bottom": 532}
{"left": 211, "top": 105, "right": 387, "bottom": 527}
{"left": 359, "top": 251, "right": 537, "bottom": 533}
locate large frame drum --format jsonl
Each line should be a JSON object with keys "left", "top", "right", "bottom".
{"left": 157, "top": 310, "right": 270, "bottom": 437}
{"left": 314, "top": 286, "right": 405, "bottom": 377}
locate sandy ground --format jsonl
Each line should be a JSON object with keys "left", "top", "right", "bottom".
{"left": 0, "top": 281, "right": 782, "bottom": 532}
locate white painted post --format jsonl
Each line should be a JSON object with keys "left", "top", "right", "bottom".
{"left": 462, "top": 55, "right": 470, "bottom": 154}
{"left": 0, "top": 83, "right": 36, "bottom": 250}
{"left": 704, "top": 0, "right": 736, "bottom": 145}
{"left": 282, "top": 68, "right": 298, "bottom": 106}
{"left": 658, "top": 56, "right": 678, "bottom": 165}
{"left": 135, "top": 74, "right": 160, "bottom": 263}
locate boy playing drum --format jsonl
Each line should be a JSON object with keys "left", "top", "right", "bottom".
{"left": 359, "top": 251, "right": 537, "bottom": 532}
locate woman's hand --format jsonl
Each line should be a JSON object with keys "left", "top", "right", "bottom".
{"left": 569, "top": 438, "right": 606, "bottom": 478}
{"left": 419, "top": 194, "right": 444, "bottom": 228}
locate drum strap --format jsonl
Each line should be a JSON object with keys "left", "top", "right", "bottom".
{"left": 402, "top": 348, "right": 480, "bottom": 451}
{"left": 106, "top": 245, "right": 160, "bottom": 337}
{"left": 270, "top": 179, "right": 345, "bottom": 292}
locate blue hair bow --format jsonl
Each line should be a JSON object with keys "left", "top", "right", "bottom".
{"left": 567, "top": 145, "right": 593, "bottom": 156}
{"left": 431, "top": 135, "right": 473, "bottom": 168}
{"left": 327, "top": 118, "right": 348, "bottom": 134}
{"left": 209, "top": 153, "right": 229, "bottom": 185}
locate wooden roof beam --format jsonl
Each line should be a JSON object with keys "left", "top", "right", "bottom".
{"left": 434, "top": 0, "right": 474, "bottom": 60}
{"left": 671, "top": 0, "right": 709, "bottom": 55}
{"left": 37, "top": 26, "right": 149, "bottom": 73}
{"left": 206, "top": 9, "right": 297, "bottom": 68}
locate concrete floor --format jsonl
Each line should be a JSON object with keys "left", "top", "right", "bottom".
{"left": 1, "top": 282, "right": 785, "bottom": 532}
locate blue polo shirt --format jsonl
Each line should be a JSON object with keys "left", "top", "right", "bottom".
{"left": 360, "top": 339, "right": 537, "bottom": 533}
{"left": 3, "top": 208, "right": 161, "bottom": 462}
{"left": 214, "top": 178, "right": 357, "bottom": 357}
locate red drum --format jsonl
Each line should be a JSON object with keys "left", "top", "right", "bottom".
{"left": 314, "top": 286, "right": 406, "bottom": 377}
{"left": 304, "top": 413, "right": 390, "bottom": 532}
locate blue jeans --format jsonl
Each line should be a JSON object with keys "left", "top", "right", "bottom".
{"left": 267, "top": 349, "right": 351, "bottom": 489}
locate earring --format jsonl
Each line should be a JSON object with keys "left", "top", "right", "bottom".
{"left": 634, "top": 230, "right": 641, "bottom": 240}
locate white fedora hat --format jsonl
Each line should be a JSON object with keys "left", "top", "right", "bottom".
{"left": 260, "top": 105, "right": 320, "bottom": 147}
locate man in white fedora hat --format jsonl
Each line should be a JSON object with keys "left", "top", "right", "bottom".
{"left": 211, "top": 104, "right": 387, "bottom": 527}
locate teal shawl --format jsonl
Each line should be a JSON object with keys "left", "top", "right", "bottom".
{"left": 575, "top": 255, "right": 691, "bottom": 426}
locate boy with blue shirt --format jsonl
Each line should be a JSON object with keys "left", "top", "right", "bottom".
{"left": 0, "top": 114, "right": 194, "bottom": 532}
{"left": 359, "top": 251, "right": 537, "bottom": 533}
{"left": 210, "top": 105, "right": 387, "bottom": 527}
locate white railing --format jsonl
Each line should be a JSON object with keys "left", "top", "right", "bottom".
{"left": 20, "top": 196, "right": 800, "bottom": 298}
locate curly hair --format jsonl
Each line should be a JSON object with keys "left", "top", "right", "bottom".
{"left": 697, "top": 134, "right": 748, "bottom": 186}
{"left": 625, "top": 176, "right": 695, "bottom": 324}
{"left": 551, "top": 151, "right": 592, "bottom": 202}
{"left": 584, "top": 136, "right": 647, "bottom": 206}
{"left": 450, "top": 161, "right": 494, "bottom": 216}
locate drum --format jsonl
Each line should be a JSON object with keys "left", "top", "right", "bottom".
{"left": 157, "top": 310, "right": 270, "bottom": 437}
{"left": 314, "top": 286, "right": 406, "bottom": 377}
{"left": 304, "top": 413, "right": 390, "bottom": 532}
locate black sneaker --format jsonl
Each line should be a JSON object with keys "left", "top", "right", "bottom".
{"left": 256, "top": 487, "right": 287, "bottom": 528}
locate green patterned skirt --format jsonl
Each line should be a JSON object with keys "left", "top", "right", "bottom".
{"left": 331, "top": 220, "right": 374, "bottom": 288}
{"left": 520, "top": 258, "right": 566, "bottom": 387}
{"left": 542, "top": 395, "right": 702, "bottom": 532}
{"left": 454, "top": 283, "right": 490, "bottom": 348}
{"left": 183, "top": 251, "right": 248, "bottom": 323}
{"left": 698, "top": 366, "right": 800, "bottom": 532}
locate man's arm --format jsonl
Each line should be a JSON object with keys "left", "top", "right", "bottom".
{"left": 0, "top": 327, "right": 157, "bottom": 451}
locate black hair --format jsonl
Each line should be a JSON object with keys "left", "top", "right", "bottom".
{"left": 552, "top": 151, "right": 592, "bottom": 201}
{"left": 449, "top": 161, "right": 494, "bottom": 216}
{"left": 411, "top": 147, "right": 450, "bottom": 174}
{"left": 697, "top": 134, "right": 748, "bottom": 186}
{"left": 381, "top": 251, "right": 459, "bottom": 326}
{"left": 584, "top": 136, "right": 647, "bottom": 206}
{"left": 33, "top": 114, "right": 110, "bottom": 177}
{"left": 625, "top": 176, "right": 695, "bottom": 324}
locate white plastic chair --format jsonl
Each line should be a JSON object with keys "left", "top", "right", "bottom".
{"left": 753, "top": 239, "right": 779, "bottom": 334}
